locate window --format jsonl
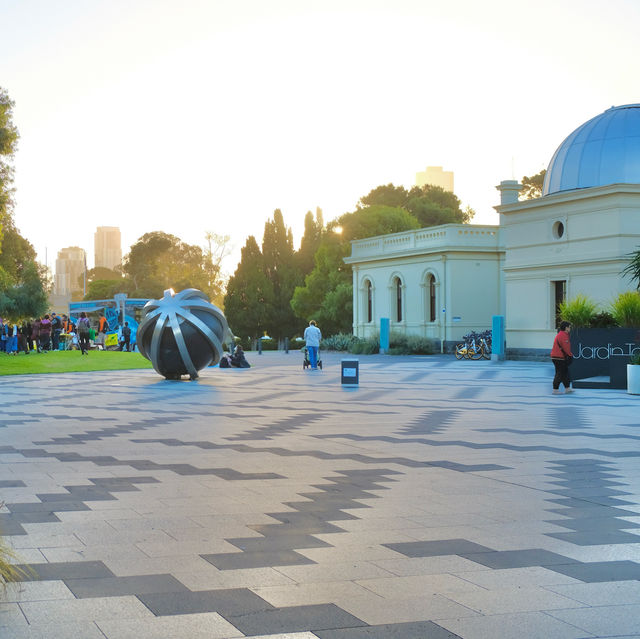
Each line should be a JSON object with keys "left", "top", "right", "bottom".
{"left": 366, "top": 280, "right": 372, "bottom": 323}
{"left": 553, "top": 280, "right": 566, "bottom": 328}
{"left": 552, "top": 220, "right": 565, "bottom": 239}
{"left": 395, "top": 277, "right": 402, "bottom": 322}
{"left": 428, "top": 274, "right": 436, "bottom": 322}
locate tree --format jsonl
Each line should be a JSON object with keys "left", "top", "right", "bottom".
{"left": 261, "top": 209, "right": 301, "bottom": 341}
{"left": 520, "top": 169, "right": 546, "bottom": 200}
{"left": 291, "top": 205, "right": 420, "bottom": 334}
{"left": 405, "top": 184, "right": 474, "bottom": 226}
{"left": 224, "top": 236, "right": 274, "bottom": 340}
{"left": 296, "top": 207, "right": 324, "bottom": 275}
{"left": 358, "top": 183, "right": 411, "bottom": 209}
{"left": 0, "top": 87, "right": 19, "bottom": 240}
{"left": 121, "top": 231, "right": 211, "bottom": 299}
{"left": 204, "top": 231, "right": 231, "bottom": 307}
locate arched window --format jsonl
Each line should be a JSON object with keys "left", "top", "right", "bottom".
{"left": 366, "top": 280, "right": 373, "bottom": 323}
{"left": 395, "top": 277, "right": 402, "bottom": 322}
{"left": 428, "top": 274, "right": 436, "bottom": 322}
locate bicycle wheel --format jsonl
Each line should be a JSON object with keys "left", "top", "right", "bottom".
{"left": 469, "top": 344, "right": 483, "bottom": 360}
{"left": 481, "top": 342, "right": 491, "bottom": 360}
{"left": 455, "top": 344, "right": 466, "bottom": 360}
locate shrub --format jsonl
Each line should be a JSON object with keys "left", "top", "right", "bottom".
{"left": 349, "top": 337, "right": 379, "bottom": 354}
{"left": 385, "top": 333, "right": 434, "bottom": 355}
{"left": 630, "top": 351, "right": 640, "bottom": 365}
{"left": 558, "top": 294, "right": 599, "bottom": 328}
{"left": 1, "top": 507, "right": 33, "bottom": 589}
{"left": 610, "top": 291, "right": 640, "bottom": 328}
{"left": 321, "top": 333, "right": 359, "bottom": 351}
{"left": 588, "top": 312, "right": 618, "bottom": 329}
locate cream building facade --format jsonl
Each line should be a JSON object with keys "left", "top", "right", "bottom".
{"left": 347, "top": 104, "right": 640, "bottom": 357}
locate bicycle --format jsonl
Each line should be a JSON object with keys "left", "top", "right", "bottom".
{"left": 455, "top": 330, "right": 492, "bottom": 360}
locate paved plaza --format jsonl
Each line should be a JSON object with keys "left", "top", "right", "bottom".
{"left": 1, "top": 352, "right": 640, "bottom": 638}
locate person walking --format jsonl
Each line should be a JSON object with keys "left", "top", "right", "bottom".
{"left": 120, "top": 322, "right": 132, "bottom": 352}
{"left": 551, "top": 321, "right": 574, "bottom": 394}
{"left": 77, "top": 312, "right": 91, "bottom": 355}
{"left": 303, "top": 320, "right": 322, "bottom": 370}
{"left": 39, "top": 315, "right": 52, "bottom": 351}
{"left": 51, "top": 312, "right": 63, "bottom": 350}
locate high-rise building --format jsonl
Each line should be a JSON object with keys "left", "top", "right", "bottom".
{"left": 415, "top": 166, "right": 454, "bottom": 192}
{"left": 94, "top": 226, "right": 122, "bottom": 271}
{"left": 54, "top": 247, "right": 86, "bottom": 298}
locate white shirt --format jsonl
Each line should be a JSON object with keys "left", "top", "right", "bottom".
{"left": 303, "top": 324, "right": 322, "bottom": 347}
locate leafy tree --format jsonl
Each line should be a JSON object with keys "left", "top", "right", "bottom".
{"left": 224, "top": 236, "right": 274, "bottom": 340}
{"left": 261, "top": 209, "right": 301, "bottom": 340}
{"left": 358, "top": 183, "right": 411, "bottom": 209}
{"left": 204, "top": 231, "right": 231, "bottom": 307}
{"left": 122, "top": 231, "right": 211, "bottom": 299}
{"left": 520, "top": 169, "right": 546, "bottom": 200}
{"left": 0, "top": 87, "right": 19, "bottom": 240}
{"left": 0, "top": 87, "right": 49, "bottom": 319}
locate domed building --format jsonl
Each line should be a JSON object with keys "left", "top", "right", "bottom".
{"left": 345, "top": 104, "right": 640, "bottom": 360}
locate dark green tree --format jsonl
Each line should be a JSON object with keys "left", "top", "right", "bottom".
{"left": 405, "top": 184, "right": 474, "bottom": 226}
{"left": 358, "top": 183, "right": 411, "bottom": 209}
{"left": 0, "top": 87, "right": 19, "bottom": 240}
{"left": 520, "top": 169, "right": 546, "bottom": 200}
{"left": 224, "top": 236, "right": 274, "bottom": 341}
{"left": 296, "top": 207, "right": 324, "bottom": 275}
{"left": 261, "top": 209, "right": 301, "bottom": 341}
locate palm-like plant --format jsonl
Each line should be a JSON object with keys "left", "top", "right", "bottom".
{"left": 622, "top": 247, "right": 640, "bottom": 290}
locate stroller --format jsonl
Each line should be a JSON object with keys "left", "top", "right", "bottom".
{"left": 302, "top": 346, "right": 322, "bottom": 370}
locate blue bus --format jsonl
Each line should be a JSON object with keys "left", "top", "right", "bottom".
{"left": 69, "top": 296, "right": 150, "bottom": 349}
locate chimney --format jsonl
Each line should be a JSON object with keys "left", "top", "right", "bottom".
{"left": 496, "top": 180, "right": 522, "bottom": 206}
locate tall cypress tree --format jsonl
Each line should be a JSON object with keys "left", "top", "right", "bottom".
{"left": 261, "top": 209, "right": 301, "bottom": 341}
{"left": 297, "top": 207, "right": 324, "bottom": 275}
{"left": 224, "top": 236, "right": 274, "bottom": 341}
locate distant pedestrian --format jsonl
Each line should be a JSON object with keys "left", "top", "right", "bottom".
{"left": 303, "top": 320, "right": 322, "bottom": 370}
{"left": 51, "top": 312, "right": 63, "bottom": 350}
{"left": 551, "top": 321, "right": 574, "bottom": 394}
{"left": 39, "top": 315, "right": 52, "bottom": 351}
{"left": 77, "top": 312, "right": 91, "bottom": 355}
{"left": 120, "top": 322, "right": 131, "bottom": 352}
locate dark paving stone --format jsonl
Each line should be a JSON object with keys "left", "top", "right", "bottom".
{"left": 546, "top": 505, "right": 638, "bottom": 518}
{"left": 546, "top": 530, "right": 640, "bottom": 545}
{"left": 316, "top": 620, "right": 463, "bottom": 638}
{"left": 400, "top": 410, "right": 459, "bottom": 436}
{"left": 550, "top": 487, "right": 631, "bottom": 498}
{"left": 0, "top": 480, "right": 25, "bottom": 487}
{"left": 384, "top": 539, "right": 493, "bottom": 558}
{"left": 6, "top": 501, "right": 90, "bottom": 513}
{"left": 201, "top": 549, "right": 315, "bottom": 570}
{"left": 138, "top": 588, "right": 273, "bottom": 617}
{"left": 224, "top": 603, "right": 366, "bottom": 635}
{"left": 18, "top": 561, "right": 116, "bottom": 581}
{"left": 228, "top": 535, "right": 331, "bottom": 552}
{"left": 460, "top": 549, "right": 578, "bottom": 569}
{"left": 549, "top": 560, "right": 640, "bottom": 582}
{"left": 547, "top": 496, "right": 636, "bottom": 508}
{"left": 64, "top": 574, "right": 189, "bottom": 598}
{"left": 547, "top": 517, "right": 640, "bottom": 531}
{"left": 250, "top": 522, "right": 347, "bottom": 537}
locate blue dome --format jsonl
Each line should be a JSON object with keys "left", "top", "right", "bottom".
{"left": 543, "top": 104, "right": 640, "bottom": 196}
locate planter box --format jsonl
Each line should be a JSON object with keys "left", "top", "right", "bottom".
{"left": 570, "top": 328, "right": 640, "bottom": 390}
{"left": 629, "top": 365, "right": 640, "bottom": 395}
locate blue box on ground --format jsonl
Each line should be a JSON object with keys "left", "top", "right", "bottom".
{"left": 341, "top": 359, "right": 359, "bottom": 385}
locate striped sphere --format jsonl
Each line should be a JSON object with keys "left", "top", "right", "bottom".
{"left": 136, "top": 288, "right": 228, "bottom": 380}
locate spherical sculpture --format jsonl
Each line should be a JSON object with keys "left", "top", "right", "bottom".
{"left": 137, "top": 288, "right": 229, "bottom": 380}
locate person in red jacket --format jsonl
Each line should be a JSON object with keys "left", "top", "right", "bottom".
{"left": 551, "top": 321, "right": 574, "bottom": 394}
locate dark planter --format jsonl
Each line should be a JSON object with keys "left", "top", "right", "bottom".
{"left": 571, "top": 328, "right": 640, "bottom": 389}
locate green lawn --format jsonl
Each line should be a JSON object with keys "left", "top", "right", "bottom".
{"left": 0, "top": 350, "right": 153, "bottom": 376}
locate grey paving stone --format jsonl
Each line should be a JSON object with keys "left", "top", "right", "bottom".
{"left": 63, "top": 574, "right": 189, "bottom": 598}
{"left": 548, "top": 560, "right": 640, "bottom": 582}
{"left": 224, "top": 603, "right": 366, "bottom": 635}
{"left": 16, "top": 561, "right": 116, "bottom": 581}
{"left": 459, "top": 549, "right": 580, "bottom": 569}
{"left": 202, "top": 550, "right": 316, "bottom": 570}
{"left": 228, "top": 535, "right": 332, "bottom": 552}
{"left": 137, "top": 588, "right": 273, "bottom": 617}
{"left": 314, "top": 621, "right": 462, "bottom": 638}
{"left": 383, "top": 539, "right": 494, "bottom": 558}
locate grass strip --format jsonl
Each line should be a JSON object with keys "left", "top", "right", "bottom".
{"left": 0, "top": 350, "right": 153, "bottom": 376}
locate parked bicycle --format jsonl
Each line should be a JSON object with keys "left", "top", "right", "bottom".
{"left": 455, "top": 330, "right": 492, "bottom": 360}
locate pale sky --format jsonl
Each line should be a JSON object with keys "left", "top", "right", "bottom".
{"left": 2, "top": 0, "right": 639, "bottom": 275}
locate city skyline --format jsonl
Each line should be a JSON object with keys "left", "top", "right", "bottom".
{"left": 3, "top": 0, "right": 640, "bottom": 275}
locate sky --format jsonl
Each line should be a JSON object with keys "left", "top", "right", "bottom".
{"left": 2, "top": 0, "right": 640, "bottom": 275}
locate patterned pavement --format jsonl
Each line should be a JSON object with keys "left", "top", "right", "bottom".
{"left": 1, "top": 352, "right": 640, "bottom": 638}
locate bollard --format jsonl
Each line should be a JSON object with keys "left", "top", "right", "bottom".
{"left": 258, "top": 338, "right": 262, "bottom": 355}
{"left": 284, "top": 337, "right": 289, "bottom": 354}
{"left": 491, "top": 315, "right": 505, "bottom": 362}
{"left": 380, "top": 318, "right": 390, "bottom": 354}
{"left": 341, "top": 358, "right": 359, "bottom": 385}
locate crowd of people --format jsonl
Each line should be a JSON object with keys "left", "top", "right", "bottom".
{"left": 0, "top": 312, "right": 132, "bottom": 355}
